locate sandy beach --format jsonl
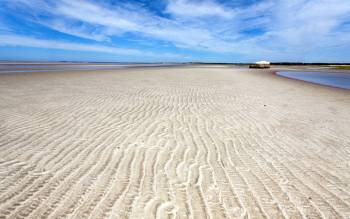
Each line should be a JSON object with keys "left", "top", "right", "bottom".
{"left": 0, "top": 65, "right": 349, "bottom": 218}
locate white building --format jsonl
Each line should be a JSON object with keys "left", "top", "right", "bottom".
{"left": 255, "top": 61, "right": 270, "bottom": 65}
{"left": 249, "top": 61, "right": 271, "bottom": 69}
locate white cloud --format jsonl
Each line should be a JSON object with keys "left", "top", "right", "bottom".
{"left": 2, "top": 0, "right": 350, "bottom": 61}
{"left": 0, "top": 34, "right": 139, "bottom": 55}
{"left": 255, "top": 0, "right": 350, "bottom": 50}
{"left": 166, "top": 0, "right": 234, "bottom": 19}
{"left": 5, "top": 0, "right": 223, "bottom": 51}
{"left": 56, "top": 0, "right": 140, "bottom": 32}
{"left": 40, "top": 20, "right": 109, "bottom": 42}
{"left": 0, "top": 34, "right": 185, "bottom": 59}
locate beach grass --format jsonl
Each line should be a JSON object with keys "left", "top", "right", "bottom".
{"left": 335, "top": 65, "right": 350, "bottom": 70}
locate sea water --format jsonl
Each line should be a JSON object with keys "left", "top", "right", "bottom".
{"left": 0, "top": 63, "right": 183, "bottom": 74}
{"left": 277, "top": 71, "right": 350, "bottom": 90}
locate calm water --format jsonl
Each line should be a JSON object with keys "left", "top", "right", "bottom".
{"left": 277, "top": 71, "right": 350, "bottom": 90}
{"left": 0, "top": 63, "right": 184, "bottom": 74}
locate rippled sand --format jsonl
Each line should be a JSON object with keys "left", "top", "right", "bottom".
{"left": 0, "top": 66, "right": 349, "bottom": 218}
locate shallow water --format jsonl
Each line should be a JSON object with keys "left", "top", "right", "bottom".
{"left": 0, "top": 63, "right": 183, "bottom": 74}
{"left": 277, "top": 71, "right": 350, "bottom": 90}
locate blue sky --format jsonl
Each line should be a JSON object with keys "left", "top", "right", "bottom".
{"left": 0, "top": 0, "right": 350, "bottom": 62}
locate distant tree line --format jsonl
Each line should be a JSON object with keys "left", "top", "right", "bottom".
{"left": 270, "top": 62, "right": 350, "bottom": 65}
{"left": 187, "top": 62, "right": 350, "bottom": 65}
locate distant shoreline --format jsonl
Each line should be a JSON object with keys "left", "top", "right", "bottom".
{"left": 0, "top": 62, "right": 189, "bottom": 74}
{"left": 1, "top": 60, "right": 350, "bottom": 65}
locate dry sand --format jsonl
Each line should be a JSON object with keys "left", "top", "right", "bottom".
{"left": 0, "top": 65, "right": 349, "bottom": 218}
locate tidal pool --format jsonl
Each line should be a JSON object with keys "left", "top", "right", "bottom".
{"left": 277, "top": 71, "right": 350, "bottom": 90}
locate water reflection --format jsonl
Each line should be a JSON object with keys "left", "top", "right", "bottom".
{"left": 277, "top": 71, "right": 350, "bottom": 90}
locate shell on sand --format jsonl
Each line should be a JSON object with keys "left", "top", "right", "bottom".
{"left": 0, "top": 66, "right": 349, "bottom": 218}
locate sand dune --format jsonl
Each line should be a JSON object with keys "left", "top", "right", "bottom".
{"left": 0, "top": 66, "right": 350, "bottom": 218}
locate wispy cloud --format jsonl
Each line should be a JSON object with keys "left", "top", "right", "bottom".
{"left": 2, "top": 0, "right": 350, "bottom": 62}
{"left": 246, "top": 0, "right": 350, "bottom": 60}
{"left": 165, "top": 0, "right": 234, "bottom": 19}
{"left": 0, "top": 34, "right": 185, "bottom": 59}
{"left": 39, "top": 20, "right": 109, "bottom": 42}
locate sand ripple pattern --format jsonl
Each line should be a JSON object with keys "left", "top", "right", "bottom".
{"left": 0, "top": 66, "right": 350, "bottom": 219}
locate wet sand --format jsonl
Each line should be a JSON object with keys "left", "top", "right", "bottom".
{"left": 0, "top": 65, "right": 349, "bottom": 218}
